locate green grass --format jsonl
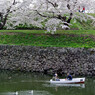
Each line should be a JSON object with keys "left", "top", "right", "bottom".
{"left": 70, "top": 18, "right": 95, "bottom": 30}
{"left": 88, "top": 13, "right": 95, "bottom": 17}
{"left": 0, "top": 31, "right": 95, "bottom": 48}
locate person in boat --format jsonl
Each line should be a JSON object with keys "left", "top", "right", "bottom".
{"left": 52, "top": 73, "right": 60, "bottom": 81}
{"left": 66, "top": 73, "right": 72, "bottom": 80}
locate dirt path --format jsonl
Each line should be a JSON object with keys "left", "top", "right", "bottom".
{"left": 0, "top": 32, "right": 95, "bottom": 41}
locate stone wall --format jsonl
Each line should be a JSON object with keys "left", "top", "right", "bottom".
{"left": 0, "top": 45, "right": 95, "bottom": 76}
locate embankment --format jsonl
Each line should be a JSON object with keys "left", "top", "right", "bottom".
{"left": 0, "top": 45, "right": 95, "bottom": 76}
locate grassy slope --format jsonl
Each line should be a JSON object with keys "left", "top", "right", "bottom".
{"left": 0, "top": 13, "right": 95, "bottom": 48}
{"left": 70, "top": 19, "right": 95, "bottom": 30}
{"left": 0, "top": 30, "right": 95, "bottom": 48}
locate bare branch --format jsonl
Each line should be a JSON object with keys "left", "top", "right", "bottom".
{"left": 35, "top": 10, "right": 58, "bottom": 18}
{"left": 46, "top": 0, "right": 58, "bottom": 7}
{"left": 13, "top": 0, "right": 16, "bottom": 5}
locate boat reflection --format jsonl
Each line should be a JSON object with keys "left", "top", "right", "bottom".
{"left": 0, "top": 90, "right": 53, "bottom": 95}
{"left": 52, "top": 83, "right": 85, "bottom": 88}
{"left": 43, "top": 83, "right": 85, "bottom": 88}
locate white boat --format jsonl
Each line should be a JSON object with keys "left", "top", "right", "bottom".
{"left": 50, "top": 78, "right": 85, "bottom": 84}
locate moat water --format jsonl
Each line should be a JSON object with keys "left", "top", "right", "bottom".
{"left": 0, "top": 70, "right": 94, "bottom": 95}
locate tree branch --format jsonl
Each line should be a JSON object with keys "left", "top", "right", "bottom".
{"left": 35, "top": 10, "right": 58, "bottom": 18}
{"left": 46, "top": 0, "right": 58, "bottom": 7}
{"left": 67, "top": 13, "right": 73, "bottom": 23}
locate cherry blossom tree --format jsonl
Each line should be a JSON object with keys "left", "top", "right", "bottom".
{"left": 0, "top": 0, "right": 95, "bottom": 33}
{"left": 1, "top": 0, "right": 43, "bottom": 29}
{"left": 6, "top": 0, "right": 43, "bottom": 29}
{"left": 30, "top": 0, "right": 95, "bottom": 33}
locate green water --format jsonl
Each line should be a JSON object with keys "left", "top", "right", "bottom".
{"left": 0, "top": 70, "right": 94, "bottom": 95}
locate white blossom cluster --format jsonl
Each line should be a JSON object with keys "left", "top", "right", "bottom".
{"left": 45, "top": 18, "right": 62, "bottom": 34}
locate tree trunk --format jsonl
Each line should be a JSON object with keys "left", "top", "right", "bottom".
{"left": 67, "top": 13, "right": 73, "bottom": 23}
{"left": 0, "top": 15, "right": 8, "bottom": 30}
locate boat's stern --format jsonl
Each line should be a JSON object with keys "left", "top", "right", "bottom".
{"left": 79, "top": 78, "right": 85, "bottom": 83}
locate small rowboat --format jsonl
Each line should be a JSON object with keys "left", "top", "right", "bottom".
{"left": 50, "top": 78, "right": 85, "bottom": 84}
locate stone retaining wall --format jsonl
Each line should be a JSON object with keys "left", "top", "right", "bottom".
{"left": 0, "top": 45, "right": 95, "bottom": 76}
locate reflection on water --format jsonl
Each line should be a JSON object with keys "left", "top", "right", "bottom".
{"left": 1, "top": 90, "right": 53, "bottom": 95}
{"left": 0, "top": 70, "right": 94, "bottom": 95}
{"left": 43, "top": 83, "right": 85, "bottom": 88}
